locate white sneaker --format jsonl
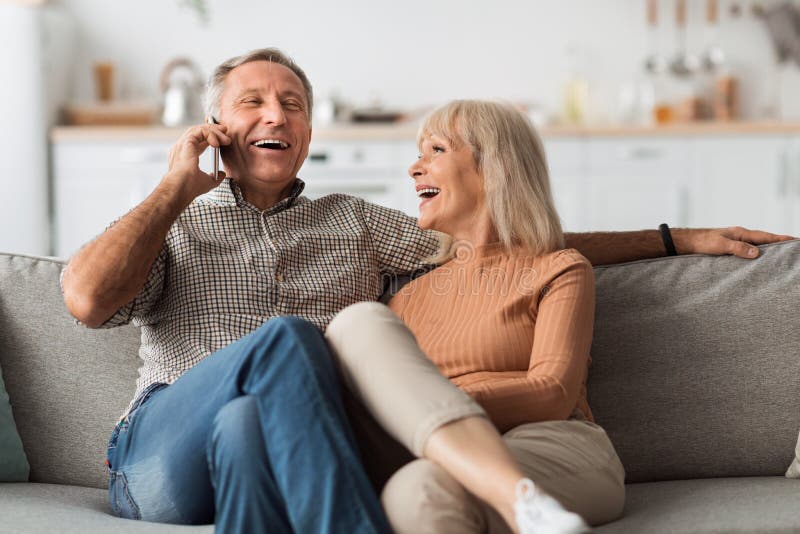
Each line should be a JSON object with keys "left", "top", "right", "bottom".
{"left": 514, "top": 478, "right": 591, "bottom": 534}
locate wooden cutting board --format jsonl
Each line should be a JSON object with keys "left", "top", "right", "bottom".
{"left": 62, "top": 101, "right": 159, "bottom": 126}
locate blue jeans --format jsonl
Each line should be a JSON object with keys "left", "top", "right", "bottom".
{"left": 105, "top": 316, "right": 391, "bottom": 534}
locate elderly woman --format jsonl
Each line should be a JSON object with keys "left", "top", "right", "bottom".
{"left": 326, "top": 100, "right": 625, "bottom": 533}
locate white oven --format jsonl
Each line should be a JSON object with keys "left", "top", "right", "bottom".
{"left": 299, "top": 141, "right": 418, "bottom": 217}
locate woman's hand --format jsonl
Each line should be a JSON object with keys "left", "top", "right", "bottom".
{"left": 672, "top": 226, "right": 796, "bottom": 259}
{"left": 161, "top": 122, "right": 232, "bottom": 203}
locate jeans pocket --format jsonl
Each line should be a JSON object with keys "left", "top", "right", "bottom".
{"left": 108, "top": 470, "right": 141, "bottom": 520}
{"left": 105, "top": 423, "right": 122, "bottom": 473}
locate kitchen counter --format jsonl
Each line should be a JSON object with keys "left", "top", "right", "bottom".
{"left": 50, "top": 124, "right": 420, "bottom": 142}
{"left": 546, "top": 121, "right": 800, "bottom": 137}
{"left": 51, "top": 120, "right": 800, "bottom": 143}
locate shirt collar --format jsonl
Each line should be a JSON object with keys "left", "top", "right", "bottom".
{"left": 208, "top": 178, "right": 306, "bottom": 214}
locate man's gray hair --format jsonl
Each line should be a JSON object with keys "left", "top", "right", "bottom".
{"left": 203, "top": 47, "right": 313, "bottom": 122}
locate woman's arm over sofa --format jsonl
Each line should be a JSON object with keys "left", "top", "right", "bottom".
{"left": 565, "top": 226, "right": 795, "bottom": 266}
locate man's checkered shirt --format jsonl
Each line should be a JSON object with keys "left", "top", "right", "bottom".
{"left": 67, "top": 178, "right": 437, "bottom": 420}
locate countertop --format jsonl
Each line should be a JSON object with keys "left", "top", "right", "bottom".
{"left": 50, "top": 120, "right": 800, "bottom": 143}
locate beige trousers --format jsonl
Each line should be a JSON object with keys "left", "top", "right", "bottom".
{"left": 326, "top": 302, "right": 626, "bottom": 533}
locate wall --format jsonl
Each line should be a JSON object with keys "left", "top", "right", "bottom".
{"left": 56, "top": 0, "right": 800, "bottom": 122}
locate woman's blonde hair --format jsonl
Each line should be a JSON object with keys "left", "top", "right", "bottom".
{"left": 419, "top": 100, "right": 565, "bottom": 263}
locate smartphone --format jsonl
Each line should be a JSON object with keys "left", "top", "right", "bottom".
{"left": 207, "top": 116, "right": 220, "bottom": 181}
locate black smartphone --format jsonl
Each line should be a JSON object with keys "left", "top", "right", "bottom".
{"left": 207, "top": 116, "right": 220, "bottom": 181}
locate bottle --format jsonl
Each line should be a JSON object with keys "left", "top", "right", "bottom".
{"left": 713, "top": 76, "right": 737, "bottom": 120}
{"left": 562, "top": 45, "right": 589, "bottom": 125}
{"left": 650, "top": 69, "right": 674, "bottom": 125}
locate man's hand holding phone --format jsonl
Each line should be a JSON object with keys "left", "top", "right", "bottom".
{"left": 162, "top": 119, "right": 231, "bottom": 205}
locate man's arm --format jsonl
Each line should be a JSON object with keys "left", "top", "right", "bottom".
{"left": 360, "top": 200, "right": 439, "bottom": 274}
{"left": 61, "top": 122, "right": 231, "bottom": 328}
{"left": 566, "top": 226, "right": 797, "bottom": 266}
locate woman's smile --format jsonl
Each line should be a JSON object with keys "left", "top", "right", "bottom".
{"left": 416, "top": 183, "right": 441, "bottom": 210}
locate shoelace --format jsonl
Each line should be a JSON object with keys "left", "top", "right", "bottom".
{"left": 515, "top": 478, "right": 544, "bottom": 526}
{"left": 516, "top": 478, "right": 537, "bottom": 500}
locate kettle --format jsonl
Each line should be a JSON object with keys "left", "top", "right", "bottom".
{"left": 160, "top": 57, "right": 204, "bottom": 127}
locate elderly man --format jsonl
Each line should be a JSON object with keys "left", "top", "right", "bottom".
{"left": 61, "top": 48, "right": 792, "bottom": 533}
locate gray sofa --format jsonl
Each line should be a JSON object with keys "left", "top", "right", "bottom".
{"left": 1, "top": 240, "right": 799, "bottom": 533}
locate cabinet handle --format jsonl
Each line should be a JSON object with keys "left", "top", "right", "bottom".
{"left": 794, "top": 140, "right": 800, "bottom": 198}
{"left": 308, "top": 153, "right": 329, "bottom": 162}
{"left": 308, "top": 184, "right": 389, "bottom": 194}
{"left": 778, "top": 145, "right": 789, "bottom": 196}
{"left": 678, "top": 185, "right": 690, "bottom": 226}
{"left": 623, "top": 146, "right": 664, "bottom": 160}
{"left": 119, "top": 148, "right": 170, "bottom": 164}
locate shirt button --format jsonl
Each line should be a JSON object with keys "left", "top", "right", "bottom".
{"left": 275, "top": 272, "right": 285, "bottom": 283}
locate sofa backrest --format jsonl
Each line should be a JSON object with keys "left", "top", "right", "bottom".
{"left": 588, "top": 239, "right": 800, "bottom": 483}
{"left": 0, "top": 253, "right": 140, "bottom": 489}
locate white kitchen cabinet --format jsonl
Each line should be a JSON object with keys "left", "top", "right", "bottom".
{"left": 51, "top": 129, "right": 800, "bottom": 260}
{"left": 579, "top": 134, "right": 800, "bottom": 236}
{"left": 780, "top": 137, "right": 800, "bottom": 236}
{"left": 690, "top": 136, "right": 799, "bottom": 236}
{"left": 53, "top": 140, "right": 213, "bottom": 258}
{"left": 544, "top": 138, "right": 587, "bottom": 232}
{"left": 584, "top": 138, "right": 692, "bottom": 231}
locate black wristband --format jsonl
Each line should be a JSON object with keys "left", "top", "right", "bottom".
{"left": 659, "top": 223, "right": 678, "bottom": 256}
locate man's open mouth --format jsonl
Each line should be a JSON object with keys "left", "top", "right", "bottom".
{"left": 251, "top": 139, "right": 290, "bottom": 150}
{"left": 417, "top": 187, "right": 441, "bottom": 199}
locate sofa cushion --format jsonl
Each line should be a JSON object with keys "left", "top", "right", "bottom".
{"left": 0, "top": 482, "right": 213, "bottom": 532}
{"left": 0, "top": 253, "right": 142, "bottom": 489}
{"left": 588, "top": 240, "right": 800, "bottom": 483}
{"left": 596, "top": 477, "right": 800, "bottom": 533}
{"left": 0, "top": 362, "right": 29, "bottom": 481}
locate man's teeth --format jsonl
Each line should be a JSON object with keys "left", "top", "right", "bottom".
{"left": 417, "top": 188, "right": 441, "bottom": 199}
{"left": 252, "top": 139, "right": 289, "bottom": 149}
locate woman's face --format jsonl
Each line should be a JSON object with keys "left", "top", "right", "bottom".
{"left": 408, "top": 133, "right": 487, "bottom": 238}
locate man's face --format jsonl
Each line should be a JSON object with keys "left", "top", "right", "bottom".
{"left": 217, "top": 61, "right": 312, "bottom": 190}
